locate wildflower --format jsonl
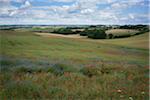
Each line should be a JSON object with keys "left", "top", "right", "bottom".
{"left": 141, "top": 91, "right": 145, "bottom": 95}
{"left": 117, "top": 89, "right": 122, "bottom": 93}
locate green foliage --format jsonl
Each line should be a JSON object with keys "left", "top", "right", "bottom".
{"left": 1, "top": 81, "right": 42, "bottom": 99}
{"left": 0, "top": 60, "right": 16, "bottom": 66}
{"left": 13, "top": 67, "right": 35, "bottom": 73}
{"left": 47, "top": 64, "right": 77, "bottom": 75}
{"left": 87, "top": 29, "right": 106, "bottom": 39}
{"left": 31, "top": 27, "right": 55, "bottom": 33}
{"left": 53, "top": 28, "right": 75, "bottom": 35}
{"left": 79, "top": 29, "right": 89, "bottom": 36}
{"left": 107, "top": 34, "right": 114, "bottom": 39}
{"left": 119, "top": 25, "right": 149, "bottom": 31}
{"left": 80, "top": 67, "right": 101, "bottom": 77}
{"left": 0, "top": 60, "right": 16, "bottom": 72}
{"left": 80, "top": 66, "right": 114, "bottom": 77}
{"left": 79, "top": 29, "right": 107, "bottom": 39}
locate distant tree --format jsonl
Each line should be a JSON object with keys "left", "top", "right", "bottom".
{"left": 79, "top": 29, "right": 107, "bottom": 39}
{"left": 73, "top": 30, "right": 82, "bottom": 34}
{"left": 79, "top": 29, "right": 89, "bottom": 36}
{"left": 87, "top": 29, "right": 106, "bottom": 39}
{"left": 114, "top": 34, "right": 131, "bottom": 38}
{"left": 53, "top": 28, "right": 74, "bottom": 35}
{"left": 108, "top": 34, "right": 113, "bottom": 39}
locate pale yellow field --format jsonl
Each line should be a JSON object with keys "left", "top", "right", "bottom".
{"left": 106, "top": 29, "right": 139, "bottom": 36}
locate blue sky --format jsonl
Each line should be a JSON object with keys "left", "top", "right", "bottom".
{"left": 0, "top": 0, "right": 149, "bottom": 25}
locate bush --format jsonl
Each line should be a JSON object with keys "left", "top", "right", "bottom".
{"left": 79, "top": 29, "right": 89, "bottom": 36}
{"left": 1, "top": 81, "right": 42, "bottom": 99}
{"left": 79, "top": 29, "right": 107, "bottom": 39}
{"left": 87, "top": 29, "right": 107, "bottom": 39}
{"left": 13, "top": 66, "right": 45, "bottom": 74}
{"left": 73, "top": 30, "right": 82, "bottom": 34}
{"left": 80, "top": 67, "right": 101, "bottom": 77}
{"left": 0, "top": 60, "right": 16, "bottom": 67}
{"left": 47, "top": 64, "right": 76, "bottom": 76}
{"left": 13, "top": 67, "right": 35, "bottom": 73}
{"left": 53, "top": 28, "right": 74, "bottom": 35}
{"left": 100, "top": 66, "right": 112, "bottom": 74}
{"left": 107, "top": 34, "right": 114, "bottom": 39}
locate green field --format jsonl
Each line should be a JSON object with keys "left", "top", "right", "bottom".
{"left": 0, "top": 30, "right": 149, "bottom": 99}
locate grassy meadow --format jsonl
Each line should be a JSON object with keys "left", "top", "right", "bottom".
{"left": 0, "top": 29, "right": 149, "bottom": 99}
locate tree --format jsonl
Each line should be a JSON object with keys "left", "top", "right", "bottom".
{"left": 87, "top": 29, "right": 106, "bottom": 39}
{"left": 53, "top": 28, "right": 74, "bottom": 35}
{"left": 108, "top": 34, "right": 113, "bottom": 39}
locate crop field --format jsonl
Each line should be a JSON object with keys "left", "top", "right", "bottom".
{"left": 0, "top": 30, "right": 149, "bottom": 99}
{"left": 106, "top": 29, "right": 139, "bottom": 36}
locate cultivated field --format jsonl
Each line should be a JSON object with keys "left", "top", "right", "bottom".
{"left": 106, "top": 29, "right": 139, "bottom": 36}
{"left": 0, "top": 30, "right": 149, "bottom": 99}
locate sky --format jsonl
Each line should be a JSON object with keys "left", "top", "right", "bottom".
{"left": 0, "top": 0, "right": 149, "bottom": 25}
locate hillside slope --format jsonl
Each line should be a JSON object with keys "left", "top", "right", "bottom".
{"left": 0, "top": 30, "right": 149, "bottom": 99}
{"left": 103, "top": 32, "right": 149, "bottom": 49}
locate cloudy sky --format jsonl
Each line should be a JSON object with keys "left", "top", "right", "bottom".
{"left": 0, "top": 0, "right": 149, "bottom": 25}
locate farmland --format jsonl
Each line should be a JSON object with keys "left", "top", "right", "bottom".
{"left": 0, "top": 26, "right": 149, "bottom": 99}
{"left": 106, "top": 29, "right": 139, "bottom": 36}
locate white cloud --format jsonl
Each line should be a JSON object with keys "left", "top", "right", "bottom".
{"left": 81, "top": 8, "right": 94, "bottom": 14}
{"left": 21, "top": 0, "right": 31, "bottom": 7}
{"left": 9, "top": 0, "right": 31, "bottom": 16}
{"left": 0, "top": 0, "right": 149, "bottom": 24}
{"left": 129, "top": 14, "right": 134, "bottom": 19}
{"left": 51, "top": 0, "right": 75, "bottom": 2}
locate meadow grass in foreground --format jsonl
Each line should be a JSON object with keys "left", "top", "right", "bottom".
{"left": 0, "top": 30, "right": 149, "bottom": 99}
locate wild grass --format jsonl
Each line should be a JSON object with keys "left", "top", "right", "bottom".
{"left": 0, "top": 61, "right": 148, "bottom": 99}
{"left": 0, "top": 30, "right": 149, "bottom": 99}
{"left": 0, "top": 30, "right": 148, "bottom": 66}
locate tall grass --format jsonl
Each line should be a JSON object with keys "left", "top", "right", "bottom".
{"left": 0, "top": 30, "right": 149, "bottom": 99}
{"left": 0, "top": 58, "right": 149, "bottom": 99}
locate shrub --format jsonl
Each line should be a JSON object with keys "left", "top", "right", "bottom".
{"left": 80, "top": 67, "right": 101, "bottom": 77}
{"left": 1, "top": 81, "right": 42, "bottom": 99}
{"left": 73, "top": 30, "right": 82, "bottom": 34}
{"left": 0, "top": 66, "right": 10, "bottom": 72}
{"left": 100, "top": 66, "right": 112, "bottom": 74}
{"left": 107, "top": 34, "right": 114, "bottom": 39}
{"left": 0, "top": 60, "right": 16, "bottom": 67}
{"left": 13, "top": 67, "right": 34, "bottom": 73}
{"left": 47, "top": 64, "right": 76, "bottom": 76}
{"left": 87, "top": 29, "right": 107, "bottom": 39}
{"left": 48, "top": 87, "right": 64, "bottom": 95}
{"left": 12, "top": 66, "right": 48, "bottom": 74}
{"left": 79, "top": 29, "right": 106, "bottom": 39}
{"left": 0, "top": 59, "right": 17, "bottom": 72}
{"left": 53, "top": 28, "right": 74, "bottom": 35}
{"left": 79, "top": 29, "right": 89, "bottom": 36}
